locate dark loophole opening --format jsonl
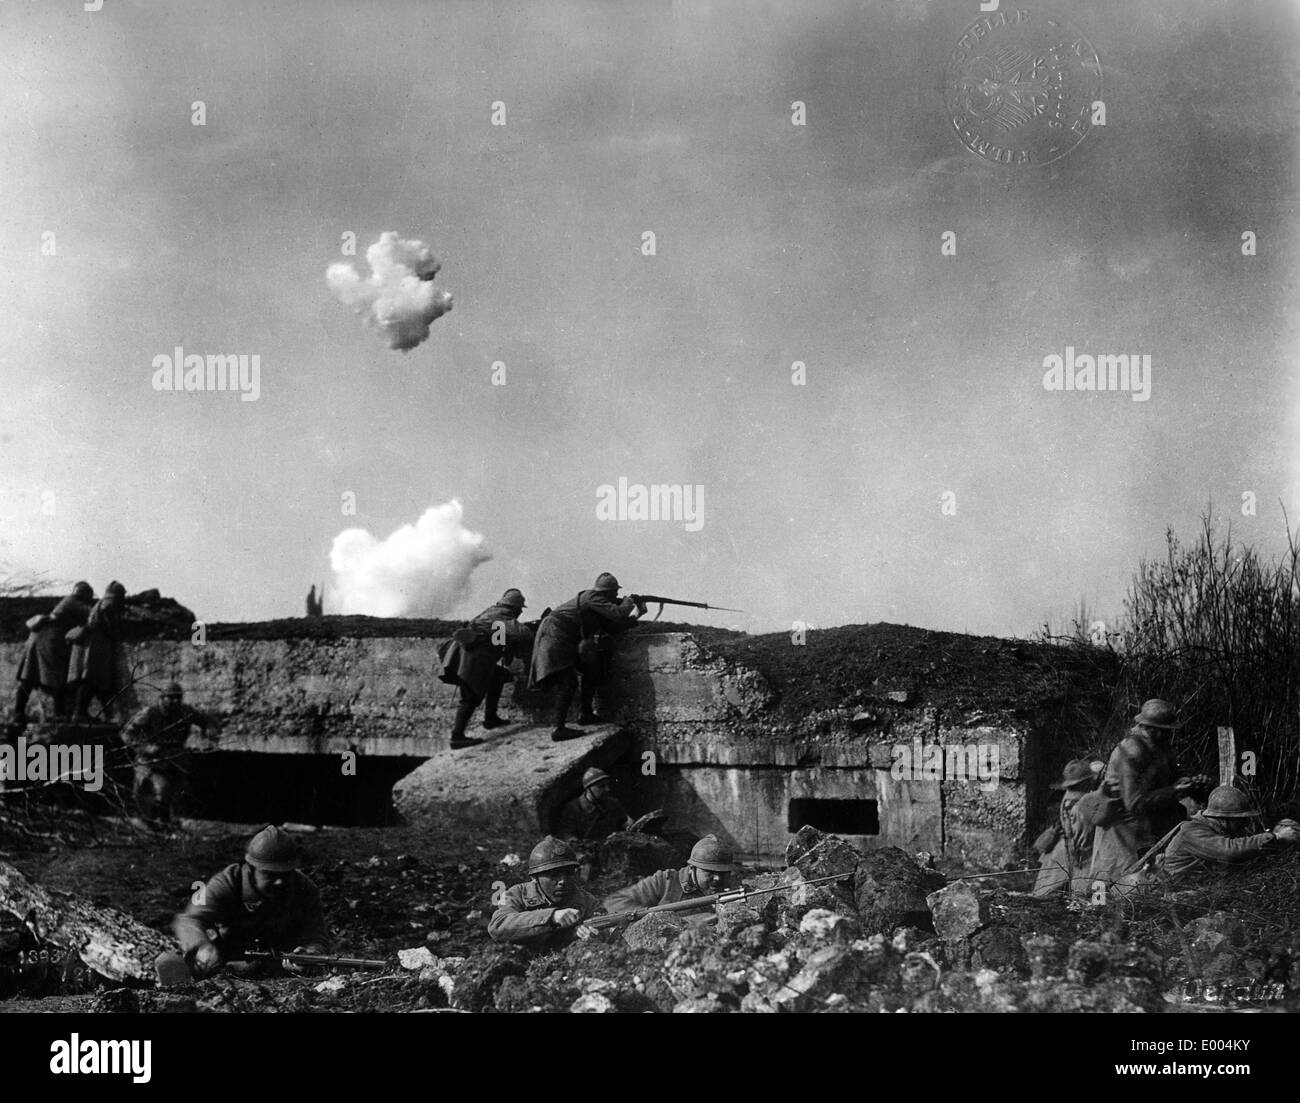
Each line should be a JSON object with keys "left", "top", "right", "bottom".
{"left": 787, "top": 798, "right": 879, "bottom": 835}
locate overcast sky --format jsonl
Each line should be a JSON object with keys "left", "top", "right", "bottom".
{"left": 1, "top": 0, "right": 1297, "bottom": 636}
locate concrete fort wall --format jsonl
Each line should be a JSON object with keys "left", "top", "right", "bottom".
{"left": 2, "top": 631, "right": 1049, "bottom": 866}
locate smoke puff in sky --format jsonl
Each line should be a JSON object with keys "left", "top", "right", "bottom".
{"left": 329, "top": 500, "right": 491, "bottom": 617}
{"left": 326, "top": 231, "right": 454, "bottom": 351}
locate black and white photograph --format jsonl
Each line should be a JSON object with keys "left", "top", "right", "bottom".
{"left": 1, "top": 0, "right": 1297, "bottom": 1073}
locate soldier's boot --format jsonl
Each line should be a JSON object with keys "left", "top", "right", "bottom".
{"left": 449, "top": 691, "right": 482, "bottom": 749}
{"left": 71, "top": 684, "right": 93, "bottom": 723}
{"left": 481, "top": 669, "right": 512, "bottom": 728}
{"left": 550, "top": 674, "right": 584, "bottom": 741}
{"left": 12, "top": 684, "right": 33, "bottom": 728}
{"left": 576, "top": 678, "right": 610, "bottom": 726}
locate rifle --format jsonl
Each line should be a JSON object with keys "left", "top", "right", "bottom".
{"left": 629, "top": 594, "right": 745, "bottom": 621}
{"left": 242, "top": 949, "right": 388, "bottom": 970}
{"left": 585, "top": 871, "right": 853, "bottom": 930}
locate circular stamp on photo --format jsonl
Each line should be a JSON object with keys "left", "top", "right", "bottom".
{"left": 944, "top": 8, "right": 1102, "bottom": 166}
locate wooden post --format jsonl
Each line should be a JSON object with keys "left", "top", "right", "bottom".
{"left": 1217, "top": 725, "right": 1236, "bottom": 787}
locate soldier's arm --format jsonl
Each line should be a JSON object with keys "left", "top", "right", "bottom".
{"left": 1177, "top": 826, "right": 1279, "bottom": 865}
{"left": 1118, "top": 742, "right": 1177, "bottom": 815}
{"left": 173, "top": 869, "right": 240, "bottom": 955}
{"left": 587, "top": 594, "right": 640, "bottom": 630}
{"left": 487, "top": 898, "right": 560, "bottom": 945}
{"left": 602, "top": 872, "right": 663, "bottom": 914}
{"left": 118, "top": 708, "right": 153, "bottom": 748}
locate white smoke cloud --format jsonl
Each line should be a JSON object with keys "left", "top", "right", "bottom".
{"left": 326, "top": 231, "right": 454, "bottom": 351}
{"left": 328, "top": 500, "right": 491, "bottom": 617}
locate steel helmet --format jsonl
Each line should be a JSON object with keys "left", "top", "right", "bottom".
{"left": 500, "top": 589, "right": 526, "bottom": 610}
{"left": 688, "top": 834, "right": 734, "bottom": 872}
{"left": 593, "top": 573, "right": 620, "bottom": 592}
{"left": 581, "top": 767, "right": 612, "bottom": 793}
{"left": 527, "top": 835, "right": 580, "bottom": 875}
{"left": 72, "top": 581, "right": 93, "bottom": 602}
{"left": 1202, "top": 786, "right": 1259, "bottom": 819}
{"left": 1132, "top": 699, "right": 1184, "bottom": 729}
{"left": 244, "top": 825, "right": 302, "bottom": 872}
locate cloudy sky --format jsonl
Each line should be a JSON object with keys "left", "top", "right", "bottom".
{"left": 1, "top": 0, "right": 1297, "bottom": 636}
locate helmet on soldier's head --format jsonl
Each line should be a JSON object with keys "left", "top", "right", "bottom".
{"left": 106, "top": 580, "right": 126, "bottom": 596}
{"left": 72, "top": 581, "right": 93, "bottom": 601}
{"left": 528, "top": 836, "right": 580, "bottom": 875}
{"left": 593, "top": 573, "right": 620, "bottom": 593}
{"left": 244, "top": 825, "right": 302, "bottom": 872}
{"left": 499, "top": 589, "right": 526, "bottom": 610}
{"left": 1132, "top": 699, "right": 1183, "bottom": 730}
{"left": 688, "top": 835, "right": 734, "bottom": 872}
{"left": 582, "top": 767, "right": 611, "bottom": 793}
{"left": 1202, "top": 786, "right": 1259, "bottom": 819}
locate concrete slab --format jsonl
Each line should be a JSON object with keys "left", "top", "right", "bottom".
{"left": 391, "top": 723, "right": 632, "bottom": 837}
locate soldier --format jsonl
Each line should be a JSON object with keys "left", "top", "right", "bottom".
{"left": 67, "top": 581, "right": 127, "bottom": 722}
{"left": 554, "top": 767, "right": 635, "bottom": 840}
{"left": 119, "top": 683, "right": 213, "bottom": 824}
{"left": 12, "top": 581, "right": 93, "bottom": 727}
{"left": 1162, "top": 786, "right": 1298, "bottom": 879}
{"left": 1032, "top": 759, "right": 1100, "bottom": 898}
{"left": 1088, "top": 699, "right": 1209, "bottom": 894}
{"left": 162, "top": 825, "right": 330, "bottom": 979}
{"left": 602, "top": 835, "right": 734, "bottom": 914}
{"left": 487, "top": 836, "right": 603, "bottom": 949}
{"left": 528, "top": 572, "right": 644, "bottom": 742}
{"left": 437, "top": 588, "right": 534, "bottom": 749}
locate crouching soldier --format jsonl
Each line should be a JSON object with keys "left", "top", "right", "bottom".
{"left": 1032, "top": 759, "right": 1100, "bottom": 898}
{"left": 1162, "top": 786, "right": 1298, "bottom": 879}
{"left": 487, "top": 837, "right": 603, "bottom": 949}
{"left": 158, "top": 825, "right": 330, "bottom": 981}
{"left": 120, "top": 682, "right": 213, "bottom": 825}
{"left": 603, "top": 835, "right": 733, "bottom": 914}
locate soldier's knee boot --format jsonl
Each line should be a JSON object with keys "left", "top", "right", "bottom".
{"left": 450, "top": 692, "right": 478, "bottom": 739}
{"left": 13, "top": 683, "right": 33, "bottom": 726}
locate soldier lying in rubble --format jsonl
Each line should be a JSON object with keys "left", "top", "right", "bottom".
{"left": 1161, "top": 786, "right": 1298, "bottom": 879}
{"left": 157, "top": 825, "right": 330, "bottom": 980}
{"left": 602, "top": 835, "right": 733, "bottom": 914}
{"left": 487, "top": 837, "right": 604, "bottom": 949}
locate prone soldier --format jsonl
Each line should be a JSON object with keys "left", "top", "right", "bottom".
{"left": 487, "top": 837, "right": 603, "bottom": 949}
{"left": 159, "top": 825, "right": 330, "bottom": 980}
{"left": 602, "top": 835, "right": 734, "bottom": 914}
{"left": 1162, "top": 786, "right": 1298, "bottom": 879}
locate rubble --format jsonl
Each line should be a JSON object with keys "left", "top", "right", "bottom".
{"left": 926, "top": 881, "right": 989, "bottom": 940}
{"left": 854, "top": 847, "right": 945, "bottom": 936}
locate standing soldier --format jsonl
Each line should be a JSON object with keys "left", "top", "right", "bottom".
{"left": 437, "top": 588, "right": 534, "bottom": 749}
{"left": 1032, "top": 759, "right": 1100, "bottom": 897}
{"left": 1162, "top": 787, "right": 1299, "bottom": 879}
{"left": 119, "top": 682, "right": 213, "bottom": 825}
{"left": 67, "top": 581, "right": 127, "bottom": 723}
{"left": 487, "top": 837, "right": 603, "bottom": 949}
{"left": 162, "top": 825, "right": 330, "bottom": 979}
{"left": 602, "top": 835, "right": 734, "bottom": 914}
{"left": 528, "top": 573, "right": 644, "bottom": 742}
{"left": 12, "top": 581, "right": 94, "bottom": 728}
{"left": 1088, "top": 699, "right": 1208, "bottom": 895}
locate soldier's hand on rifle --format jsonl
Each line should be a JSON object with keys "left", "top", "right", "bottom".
{"left": 574, "top": 923, "right": 599, "bottom": 941}
{"left": 279, "top": 946, "right": 311, "bottom": 974}
{"left": 1272, "top": 820, "right": 1299, "bottom": 843}
{"left": 193, "top": 941, "right": 221, "bottom": 978}
{"left": 551, "top": 908, "right": 581, "bottom": 928}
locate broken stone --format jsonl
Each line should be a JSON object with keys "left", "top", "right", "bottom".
{"left": 570, "top": 993, "right": 616, "bottom": 1013}
{"left": 442, "top": 947, "right": 528, "bottom": 1012}
{"left": 926, "top": 881, "right": 989, "bottom": 940}
{"left": 398, "top": 946, "right": 438, "bottom": 971}
{"left": 785, "top": 825, "right": 861, "bottom": 881}
{"left": 770, "top": 945, "right": 862, "bottom": 1012}
{"left": 1183, "top": 912, "right": 1247, "bottom": 959}
{"left": 850, "top": 710, "right": 878, "bottom": 731}
{"left": 672, "top": 995, "right": 728, "bottom": 1013}
{"left": 314, "top": 976, "right": 347, "bottom": 994}
{"left": 969, "top": 925, "right": 1026, "bottom": 972}
{"left": 499, "top": 853, "right": 522, "bottom": 867}
{"left": 597, "top": 832, "right": 683, "bottom": 882}
{"left": 716, "top": 872, "right": 781, "bottom": 930}
{"left": 798, "top": 908, "right": 858, "bottom": 944}
{"left": 1066, "top": 938, "right": 1164, "bottom": 988}
{"left": 854, "top": 847, "right": 945, "bottom": 936}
